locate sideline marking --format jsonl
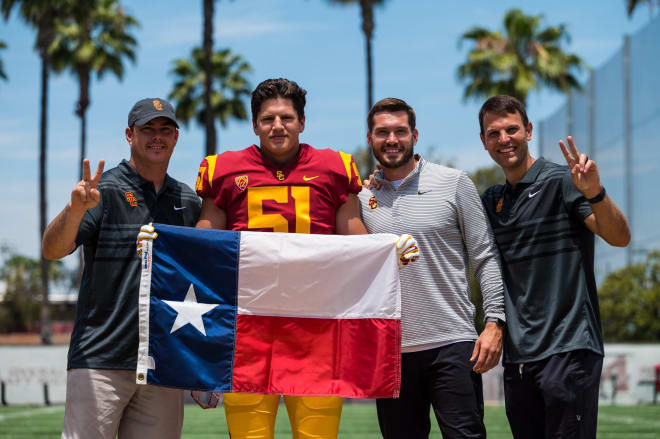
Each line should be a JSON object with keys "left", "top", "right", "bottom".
{"left": 0, "top": 406, "right": 64, "bottom": 422}
{"left": 598, "top": 412, "right": 660, "bottom": 428}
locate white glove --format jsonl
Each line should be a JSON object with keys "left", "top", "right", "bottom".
{"left": 396, "top": 234, "right": 420, "bottom": 269}
{"left": 136, "top": 223, "right": 157, "bottom": 256}
{"left": 190, "top": 390, "right": 221, "bottom": 409}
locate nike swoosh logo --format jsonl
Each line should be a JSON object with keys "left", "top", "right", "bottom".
{"left": 418, "top": 190, "right": 432, "bottom": 195}
{"left": 303, "top": 175, "right": 320, "bottom": 181}
{"left": 173, "top": 206, "right": 187, "bottom": 211}
{"left": 528, "top": 190, "right": 541, "bottom": 198}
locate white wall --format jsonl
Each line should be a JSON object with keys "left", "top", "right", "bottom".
{"left": 1, "top": 344, "right": 658, "bottom": 405}
{"left": 480, "top": 344, "right": 660, "bottom": 405}
{"left": 0, "top": 346, "right": 68, "bottom": 405}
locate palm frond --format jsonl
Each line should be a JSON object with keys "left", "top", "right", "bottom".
{"left": 457, "top": 7, "right": 586, "bottom": 105}
{"left": 169, "top": 46, "right": 252, "bottom": 130}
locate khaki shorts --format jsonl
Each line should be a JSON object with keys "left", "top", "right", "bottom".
{"left": 62, "top": 368, "right": 183, "bottom": 439}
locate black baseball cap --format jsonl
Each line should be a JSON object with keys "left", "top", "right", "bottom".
{"left": 128, "top": 98, "right": 179, "bottom": 128}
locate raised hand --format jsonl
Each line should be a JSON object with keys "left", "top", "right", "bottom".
{"left": 71, "top": 159, "right": 105, "bottom": 213}
{"left": 558, "top": 136, "right": 601, "bottom": 199}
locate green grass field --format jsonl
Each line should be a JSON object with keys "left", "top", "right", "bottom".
{"left": 1, "top": 403, "right": 658, "bottom": 438}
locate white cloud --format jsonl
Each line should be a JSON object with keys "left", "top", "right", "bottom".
{"left": 142, "top": 15, "right": 200, "bottom": 48}
{"left": 0, "top": 118, "right": 38, "bottom": 157}
{"left": 143, "top": 14, "right": 330, "bottom": 48}
{"left": 0, "top": 137, "right": 37, "bottom": 158}
{"left": 216, "top": 18, "right": 330, "bottom": 39}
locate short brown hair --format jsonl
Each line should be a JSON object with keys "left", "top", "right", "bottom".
{"left": 367, "top": 98, "right": 416, "bottom": 132}
{"left": 478, "top": 95, "right": 529, "bottom": 135}
{"left": 251, "top": 78, "right": 307, "bottom": 122}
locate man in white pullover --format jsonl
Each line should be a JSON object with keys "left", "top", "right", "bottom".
{"left": 358, "top": 98, "right": 505, "bottom": 439}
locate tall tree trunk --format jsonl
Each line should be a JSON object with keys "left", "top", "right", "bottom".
{"left": 76, "top": 68, "right": 90, "bottom": 287}
{"left": 203, "top": 0, "right": 216, "bottom": 156}
{"left": 365, "top": 35, "right": 374, "bottom": 172}
{"left": 365, "top": 36, "right": 373, "bottom": 111}
{"left": 39, "top": 50, "right": 51, "bottom": 346}
{"left": 360, "top": 0, "right": 375, "bottom": 172}
{"left": 77, "top": 69, "right": 90, "bottom": 178}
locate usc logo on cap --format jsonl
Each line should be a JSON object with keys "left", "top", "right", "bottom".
{"left": 153, "top": 99, "right": 164, "bottom": 111}
{"left": 125, "top": 192, "right": 138, "bottom": 207}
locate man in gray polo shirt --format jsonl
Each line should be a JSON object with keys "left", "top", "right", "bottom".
{"left": 42, "top": 98, "right": 200, "bottom": 438}
{"left": 479, "top": 95, "right": 630, "bottom": 438}
{"left": 358, "top": 97, "right": 505, "bottom": 439}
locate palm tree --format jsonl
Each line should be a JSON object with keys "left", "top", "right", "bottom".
{"left": 2, "top": 0, "right": 68, "bottom": 345}
{"left": 169, "top": 47, "right": 251, "bottom": 152}
{"left": 458, "top": 8, "right": 585, "bottom": 106}
{"left": 202, "top": 0, "right": 215, "bottom": 155}
{"left": 49, "top": 0, "right": 137, "bottom": 286}
{"left": 0, "top": 254, "right": 65, "bottom": 333}
{"left": 627, "top": 0, "right": 659, "bottom": 17}
{"left": 327, "top": 0, "right": 387, "bottom": 171}
{"left": 0, "top": 41, "right": 7, "bottom": 81}
{"left": 50, "top": 0, "right": 138, "bottom": 180}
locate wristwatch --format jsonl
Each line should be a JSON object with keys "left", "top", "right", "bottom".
{"left": 485, "top": 317, "right": 505, "bottom": 327}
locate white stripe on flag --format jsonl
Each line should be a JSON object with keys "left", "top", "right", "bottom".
{"left": 237, "top": 232, "right": 401, "bottom": 319}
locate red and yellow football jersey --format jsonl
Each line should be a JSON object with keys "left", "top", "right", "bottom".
{"left": 195, "top": 144, "right": 362, "bottom": 235}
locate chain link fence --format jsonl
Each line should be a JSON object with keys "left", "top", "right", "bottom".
{"left": 538, "top": 15, "right": 660, "bottom": 281}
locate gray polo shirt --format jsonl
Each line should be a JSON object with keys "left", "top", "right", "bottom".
{"left": 358, "top": 157, "right": 505, "bottom": 349}
{"left": 69, "top": 160, "right": 201, "bottom": 370}
{"left": 481, "top": 158, "right": 601, "bottom": 364}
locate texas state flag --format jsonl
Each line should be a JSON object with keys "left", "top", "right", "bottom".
{"left": 136, "top": 224, "right": 402, "bottom": 398}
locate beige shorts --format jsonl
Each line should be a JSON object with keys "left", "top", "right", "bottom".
{"left": 61, "top": 368, "right": 183, "bottom": 439}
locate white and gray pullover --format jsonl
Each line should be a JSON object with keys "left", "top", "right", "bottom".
{"left": 358, "top": 156, "right": 505, "bottom": 351}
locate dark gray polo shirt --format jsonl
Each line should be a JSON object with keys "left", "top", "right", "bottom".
{"left": 69, "top": 160, "right": 200, "bottom": 370}
{"left": 481, "top": 158, "right": 603, "bottom": 364}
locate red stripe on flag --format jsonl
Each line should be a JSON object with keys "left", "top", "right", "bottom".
{"left": 232, "top": 315, "right": 401, "bottom": 398}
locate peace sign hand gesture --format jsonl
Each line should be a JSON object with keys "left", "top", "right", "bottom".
{"left": 71, "top": 159, "right": 105, "bottom": 213}
{"left": 558, "top": 136, "right": 602, "bottom": 199}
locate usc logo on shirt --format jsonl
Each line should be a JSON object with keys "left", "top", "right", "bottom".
{"left": 125, "top": 192, "right": 138, "bottom": 207}
{"left": 496, "top": 198, "right": 503, "bottom": 213}
{"left": 235, "top": 175, "right": 248, "bottom": 191}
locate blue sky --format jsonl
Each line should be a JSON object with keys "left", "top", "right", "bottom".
{"left": 0, "top": 0, "right": 652, "bottom": 265}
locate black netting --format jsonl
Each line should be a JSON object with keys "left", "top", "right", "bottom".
{"left": 537, "top": 16, "right": 660, "bottom": 280}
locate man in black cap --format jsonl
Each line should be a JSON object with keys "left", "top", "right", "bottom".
{"left": 43, "top": 98, "right": 201, "bottom": 439}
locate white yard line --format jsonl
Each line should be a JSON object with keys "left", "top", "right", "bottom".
{"left": 0, "top": 406, "right": 64, "bottom": 422}
{"left": 599, "top": 412, "right": 660, "bottom": 428}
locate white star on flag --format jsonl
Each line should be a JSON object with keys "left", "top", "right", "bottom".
{"left": 163, "top": 284, "right": 219, "bottom": 336}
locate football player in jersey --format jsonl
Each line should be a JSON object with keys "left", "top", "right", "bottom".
{"left": 191, "top": 78, "right": 418, "bottom": 438}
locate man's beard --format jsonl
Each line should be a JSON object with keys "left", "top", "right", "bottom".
{"left": 373, "top": 141, "right": 415, "bottom": 169}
